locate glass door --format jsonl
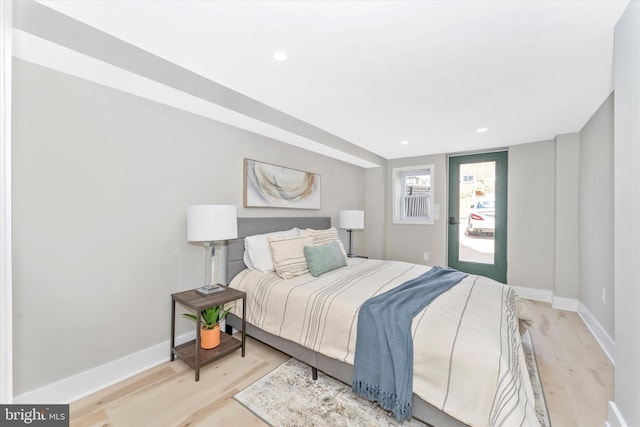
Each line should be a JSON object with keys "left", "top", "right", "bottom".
{"left": 448, "top": 151, "right": 507, "bottom": 283}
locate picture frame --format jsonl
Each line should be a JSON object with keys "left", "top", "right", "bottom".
{"left": 243, "top": 159, "right": 321, "bottom": 209}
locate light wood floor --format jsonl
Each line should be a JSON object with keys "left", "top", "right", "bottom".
{"left": 523, "top": 300, "right": 613, "bottom": 427}
{"left": 70, "top": 300, "right": 613, "bottom": 427}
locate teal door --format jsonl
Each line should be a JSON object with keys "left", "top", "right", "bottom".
{"left": 448, "top": 152, "right": 507, "bottom": 283}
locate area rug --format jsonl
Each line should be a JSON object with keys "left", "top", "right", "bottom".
{"left": 522, "top": 330, "right": 552, "bottom": 427}
{"left": 235, "top": 330, "right": 550, "bottom": 426}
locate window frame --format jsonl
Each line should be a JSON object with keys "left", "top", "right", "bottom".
{"left": 392, "top": 164, "right": 434, "bottom": 225}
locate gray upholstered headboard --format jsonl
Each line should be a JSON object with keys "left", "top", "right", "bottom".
{"left": 225, "top": 216, "right": 332, "bottom": 284}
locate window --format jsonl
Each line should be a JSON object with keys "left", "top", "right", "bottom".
{"left": 462, "top": 175, "right": 474, "bottom": 183}
{"left": 392, "top": 165, "right": 434, "bottom": 224}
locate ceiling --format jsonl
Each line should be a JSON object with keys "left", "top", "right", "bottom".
{"left": 27, "top": 0, "right": 629, "bottom": 163}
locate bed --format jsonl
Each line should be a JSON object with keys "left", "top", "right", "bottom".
{"left": 223, "top": 217, "right": 539, "bottom": 427}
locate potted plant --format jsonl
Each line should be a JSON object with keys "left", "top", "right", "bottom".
{"left": 183, "top": 305, "right": 232, "bottom": 349}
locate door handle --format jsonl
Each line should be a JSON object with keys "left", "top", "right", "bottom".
{"left": 449, "top": 217, "right": 459, "bottom": 225}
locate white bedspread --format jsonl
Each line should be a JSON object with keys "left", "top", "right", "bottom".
{"left": 228, "top": 258, "right": 539, "bottom": 427}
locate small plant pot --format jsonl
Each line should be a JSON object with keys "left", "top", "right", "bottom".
{"left": 200, "top": 324, "right": 220, "bottom": 349}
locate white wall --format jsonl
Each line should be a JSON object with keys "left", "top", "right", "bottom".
{"left": 11, "top": 59, "right": 368, "bottom": 397}
{"left": 613, "top": 2, "right": 640, "bottom": 426}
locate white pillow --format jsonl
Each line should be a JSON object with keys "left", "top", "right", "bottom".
{"left": 269, "top": 232, "right": 314, "bottom": 279}
{"left": 244, "top": 228, "right": 300, "bottom": 272}
{"left": 243, "top": 250, "right": 255, "bottom": 270}
{"left": 307, "top": 227, "right": 347, "bottom": 257}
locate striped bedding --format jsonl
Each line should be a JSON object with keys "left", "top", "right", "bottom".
{"left": 228, "top": 258, "right": 539, "bottom": 427}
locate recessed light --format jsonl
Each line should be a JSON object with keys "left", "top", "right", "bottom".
{"left": 476, "top": 127, "right": 489, "bottom": 133}
{"left": 273, "top": 50, "right": 288, "bottom": 62}
{"left": 400, "top": 140, "right": 409, "bottom": 145}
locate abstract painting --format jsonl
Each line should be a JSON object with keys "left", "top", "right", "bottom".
{"left": 244, "top": 159, "right": 321, "bottom": 209}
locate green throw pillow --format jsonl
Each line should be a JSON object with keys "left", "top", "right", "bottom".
{"left": 304, "top": 241, "right": 347, "bottom": 277}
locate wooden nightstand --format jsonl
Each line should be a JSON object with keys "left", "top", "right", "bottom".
{"left": 171, "top": 285, "right": 246, "bottom": 381}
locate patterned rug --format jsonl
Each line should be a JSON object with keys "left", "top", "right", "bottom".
{"left": 235, "top": 331, "right": 550, "bottom": 426}
{"left": 522, "top": 330, "right": 551, "bottom": 427}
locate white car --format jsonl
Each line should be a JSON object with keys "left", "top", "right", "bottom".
{"left": 467, "top": 198, "right": 495, "bottom": 236}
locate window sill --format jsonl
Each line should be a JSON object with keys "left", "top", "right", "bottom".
{"left": 392, "top": 219, "right": 434, "bottom": 225}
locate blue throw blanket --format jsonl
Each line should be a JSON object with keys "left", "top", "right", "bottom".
{"left": 352, "top": 266, "right": 468, "bottom": 422}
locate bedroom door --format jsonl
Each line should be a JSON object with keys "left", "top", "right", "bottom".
{"left": 447, "top": 151, "right": 507, "bottom": 283}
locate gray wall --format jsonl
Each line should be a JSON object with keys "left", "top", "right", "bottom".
{"left": 386, "top": 142, "right": 574, "bottom": 299}
{"left": 579, "top": 94, "right": 615, "bottom": 337}
{"left": 508, "top": 133, "right": 583, "bottom": 300}
{"left": 386, "top": 154, "right": 448, "bottom": 266}
{"left": 507, "top": 140, "right": 557, "bottom": 291}
{"left": 555, "top": 133, "right": 581, "bottom": 301}
{"left": 382, "top": 127, "right": 603, "bottom": 318}
{"left": 364, "top": 167, "right": 387, "bottom": 260}
{"left": 613, "top": 2, "right": 640, "bottom": 425}
{"left": 11, "top": 59, "right": 368, "bottom": 395}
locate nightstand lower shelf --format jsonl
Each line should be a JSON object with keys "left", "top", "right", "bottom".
{"left": 172, "top": 333, "right": 242, "bottom": 370}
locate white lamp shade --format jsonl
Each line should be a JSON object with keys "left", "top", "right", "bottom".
{"left": 187, "top": 205, "right": 238, "bottom": 242}
{"left": 339, "top": 210, "right": 365, "bottom": 230}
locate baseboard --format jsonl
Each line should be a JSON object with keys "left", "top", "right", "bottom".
{"left": 511, "top": 286, "right": 580, "bottom": 312}
{"left": 12, "top": 330, "right": 195, "bottom": 404}
{"left": 510, "top": 285, "right": 553, "bottom": 303}
{"left": 607, "top": 401, "right": 629, "bottom": 427}
{"left": 551, "top": 295, "right": 579, "bottom": 312}
{"left": 576, "top": 302, "right": 615, "bottom": 365}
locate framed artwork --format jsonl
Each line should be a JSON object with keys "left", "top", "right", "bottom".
{"left": 244, "top": 159, "right": 321, "bottom": 209}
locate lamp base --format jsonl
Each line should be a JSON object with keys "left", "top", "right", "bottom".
{"left": 346, "top": 229, "right": 354, "bottom": 258}
{"left": 195, "top": 285, "right": 224, "bottom": 296}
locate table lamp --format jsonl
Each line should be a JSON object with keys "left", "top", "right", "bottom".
{"left": 187, "top": 205, "right": 238, "bottom": 295}
{"left": 339, "top": 210, "right": 364, "bottom": 258}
